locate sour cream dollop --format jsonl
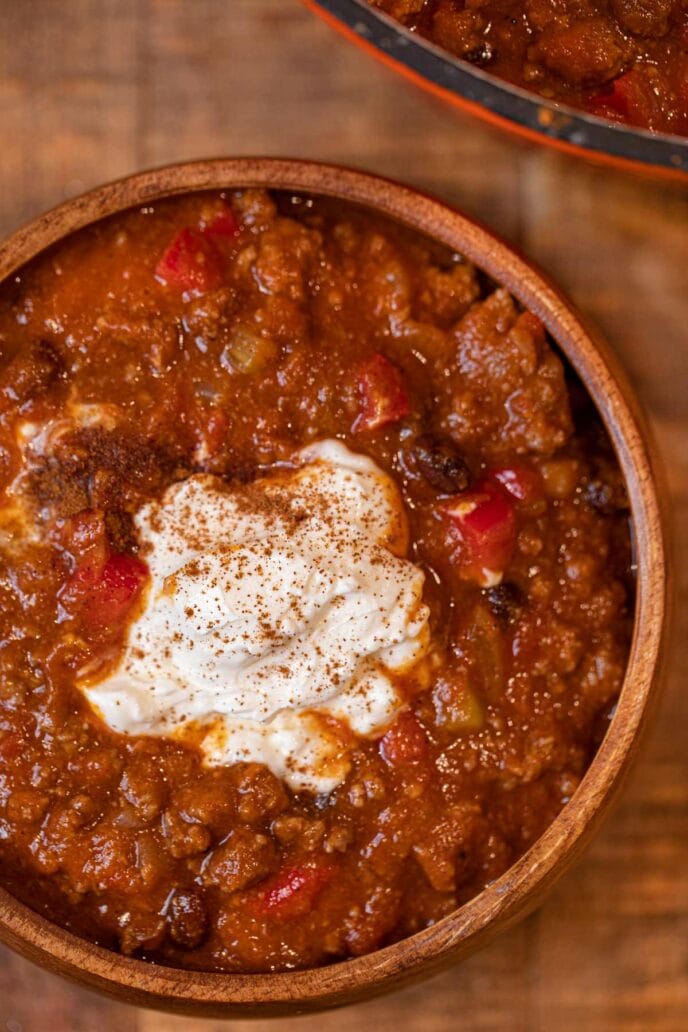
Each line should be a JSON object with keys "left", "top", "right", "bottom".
{"left": 81, "top": 440, "right": 430, "bottom": 793}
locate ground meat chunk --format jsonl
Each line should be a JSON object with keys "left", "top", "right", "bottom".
{"left": 371, "top": 0, "right": 425, "bottom": 18}
{"left": 524, "top": 0, "right": 565, "bottom": 34}
{"left": 432, "top": 7, "right": 488, "bottom": 58}
{"left": 252, "top": 219, "right": 321, "bottom": 301}
{"left": 232, "top": 764, "right": 288, "bottom": 824}
{"left": 202, "top": 826, "right": 278, "bottom": 893}
{"left": 172, "top": 771, "right": 238, "bottom": 833}
{"left": 161, "top": 808, "right": 211, "bottom": 859}
{"left": 134, "top": 831, "right": 172, "bottom": 891}
{"left": 440, "top": 289, "right": 572, "bottom": 457}
{"left": 93, "top": 310, "right": 182, "bottom": 378}
{"left": 0, "top": 339, "right": 63, "bottom": 406}
{"left": 343, "top": 883, "right": 404, "bottom": 956}
{"left": 271, "top": 814, "right": 326, "bottom": 850}
{"left": 417, "top": 261, "right": 481, "bottom": 326}
{"left": 120, "top": 757, "right": 167, "bottom": 822}
{"left": 119, "top": 911, "right": 167, "bottom": 955}
{"left": 530, "top": 18, "right": 630, "bottom": 87}
{"left": 6, "top": 788, "right": 51, "bottom": 825}
{"left": 356, "top": 231, "right": 415, "bottom": 327}
{"left": 232, "top": 188, "right": 277, "bottom": 230}
{"left": 181, "top": 287, "right": 238, "bottom": 354}
{"left": 414, "top": 803, "right": 483, "bottom": 893}
{"left": 610, "top": 0, "right": 674, "bottom": 38}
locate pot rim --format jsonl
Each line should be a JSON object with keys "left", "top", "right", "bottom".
{"left": 305, "top": 0, "right": 688, "bottom": 179}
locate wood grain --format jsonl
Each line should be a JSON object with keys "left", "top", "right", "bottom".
{"left": 0, "top": 1, "right": 686, "bottom": 1029}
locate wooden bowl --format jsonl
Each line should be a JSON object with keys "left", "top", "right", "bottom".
{"left": 0, "top": 159, "right": 668, "bottom": 1016}
{"left": 305, "top": 0, "right": 688, "bottom": 182}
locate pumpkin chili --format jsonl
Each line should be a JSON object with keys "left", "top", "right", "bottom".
{"left": 370, "top": 0, "right": 688, "bottom": 136}
{"left": 0, "top": 189, "right": 633, "bottom": 972}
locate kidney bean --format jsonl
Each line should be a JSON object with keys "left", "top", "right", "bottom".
{"left": 411, "top": 433, "right": 471, "bottom": 493}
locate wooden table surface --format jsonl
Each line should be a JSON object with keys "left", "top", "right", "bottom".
{"left": 0, "top": 2, "right": 686, "bottom": 1029}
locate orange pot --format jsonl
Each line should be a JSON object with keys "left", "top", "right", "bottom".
{"left": 305, "top": 0, "right": 688, "bottom": 182}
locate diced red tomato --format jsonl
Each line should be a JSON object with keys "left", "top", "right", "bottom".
{"left": 252, "top": 860, "right": 334, "bottom": 920}
{"left": 441, "top": 479, "right": 516, "bottom": 586}
{"left": 586, "top": 69, "right": 662, "bottom": 129}
{"left": 62, "top": 551, "right": 149, "bottom": 635}
{"left": 352, "top": 353, "right": 411, "bottom": 433}
{"left": 200, "top": 201, "right": 240, "bottom": 240}
{"left": 155, "top": 228, "right": 223, "bottom": 295}
{"left": 58, "top": 509, "right": 109, "bottom": 568}
{"left": 89, "top": 554, "right": 149, "bottom": 629}
{"left": 379, "top": 711, "right": 429, "bottom": 767}
{"left": 489, "top": 465, "right": 544, "bottom": 505}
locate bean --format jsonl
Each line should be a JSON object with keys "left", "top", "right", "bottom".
{"left": 484, "top": 582, "right": 525, "bottom": 622}
{"left": 168, "top": 889, "right": 208, "bottom": 949}
{"left": 411, "top": 434, "right": 471, "bottom": 493}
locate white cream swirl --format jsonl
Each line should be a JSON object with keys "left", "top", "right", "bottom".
{"left": 82, "top": 440, "right": 430, "bottom": 793}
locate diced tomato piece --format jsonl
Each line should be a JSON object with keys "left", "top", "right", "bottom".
{"left": 58, "top": 509, "right": 109, "bottom": 567}
{"left": 85, "top": 553, "right": 148, "bottom": 631}
{"left": 489, "top": 465, "right": 544, "bottom": 505}
{"left": 586, "top": 70, "right": 662, "bottom": 130}
{"left": 587, "top": 82, "right": 632, "bottom": 123}
{"left": 380, "top": 711, "right": 429, "bottom": 767}
{"left": 200, "top": 201, "right": 240, "bottom": 240}
{"left": 441, "top": 479, "right": 516, "bottom": 586}
{"left": 63, "top": 552, "right": 148, "bottom": 635}
{"left": 353, "top": 353, "right": 411, "bottom": 433}
{"left": 252, "top": 860, "right": 334, "bottom": 920}
{"left": 155, "top": 228, "right": 223, "bottom": 295}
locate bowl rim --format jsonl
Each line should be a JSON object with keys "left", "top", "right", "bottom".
{"left": 305, "top": 0, "right": 688, "bottom": 179}
{"left": 0, "top": 157, "right": 668, "bottom": 1016}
